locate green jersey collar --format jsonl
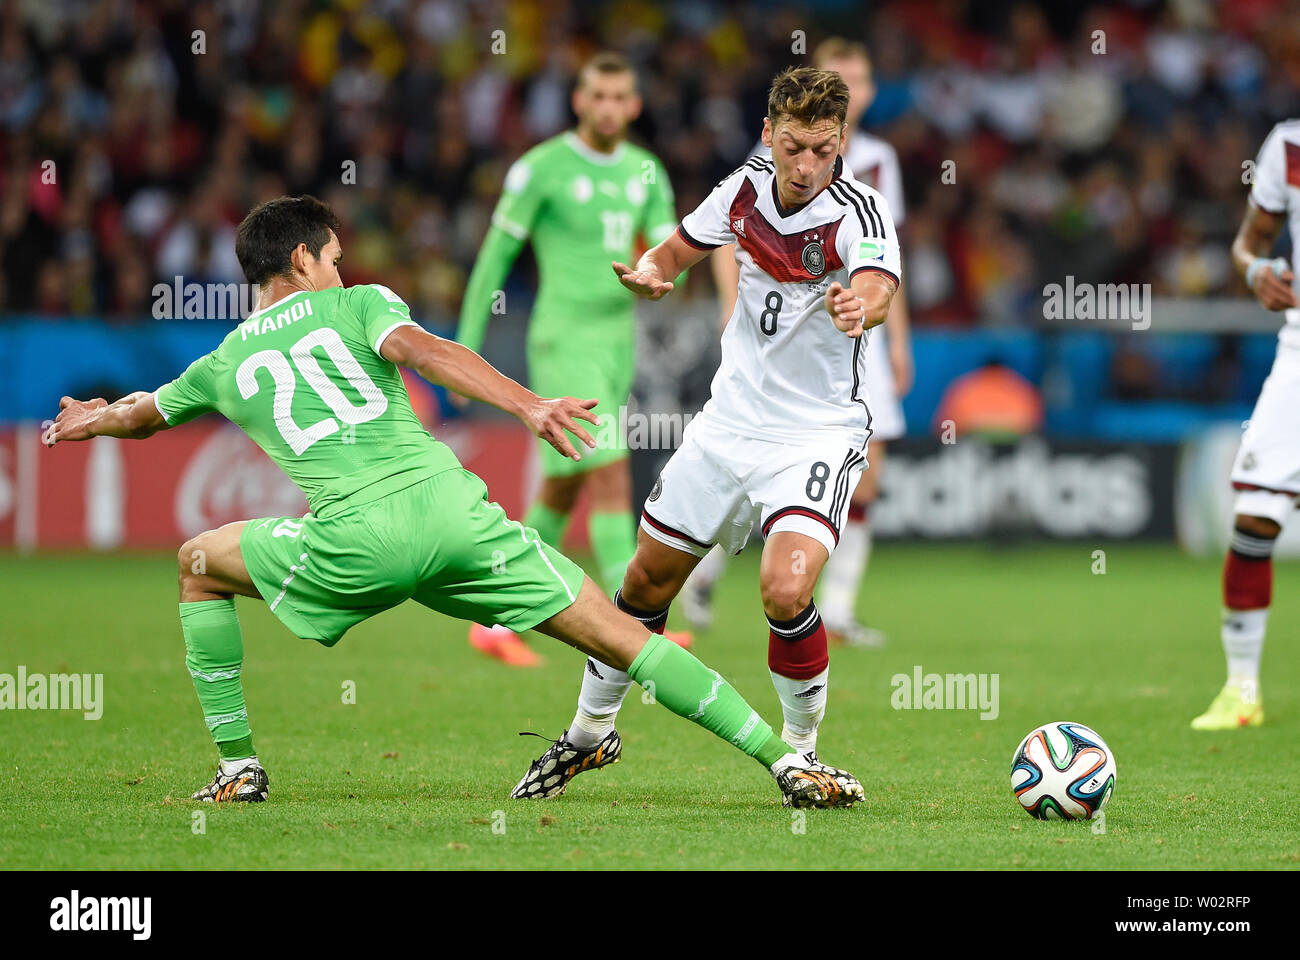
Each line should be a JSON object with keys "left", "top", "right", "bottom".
{"left": 564, "top": 131, "right": 626, "bottom": 166}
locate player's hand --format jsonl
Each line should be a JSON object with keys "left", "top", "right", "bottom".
{"left": 826, "top": 281, "right": 865, "bottom": 338}
{"left": 522, "top": 396, "right": 600, "bottom": 461}
{"left": 612, "top": 261, "right": 674, "bottom": 300}
{"left": 1253, "top": 264, "right": 1298, "bottom": 311}
{"left": 42, "top": 396, "right": 108, "bottom": 447}
{"left": 890, "top": 339, "right": 914, "bottom": 396}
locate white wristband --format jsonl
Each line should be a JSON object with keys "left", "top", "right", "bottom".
{"left": 1246, "top": 256, "right": 1288, "bottom": 291}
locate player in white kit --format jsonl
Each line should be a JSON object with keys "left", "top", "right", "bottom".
{"left": 510, "top": 66, "right": 900, "bottom": 800}
{"left": 1191, "top": 119, "right": 1300, "bottom": 730}
{"left": 684, "top": 38, "right": 912, "bottom": 649}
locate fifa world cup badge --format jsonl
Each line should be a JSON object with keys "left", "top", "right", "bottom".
{"left": 801, "top": 236, "right": 825, "bottom": 276}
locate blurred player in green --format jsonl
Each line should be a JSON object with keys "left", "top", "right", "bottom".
{"left": 456, "top": 52, "right": 691, "bottom": 666}
{"left": 41, "top": 195, "right": 864, "bottom": 809}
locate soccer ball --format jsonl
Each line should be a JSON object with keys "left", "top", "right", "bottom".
{"left": 1011, "top": 721, "right": 1116, "bottom": 820}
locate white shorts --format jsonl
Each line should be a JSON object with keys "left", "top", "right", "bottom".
{"left": 1232, "top": 342, "right": 1300, "bottom": 514}
{"left": 639, "top": 415, "right": 867, "bottom": 560}
{"left": 863, "top": 327, "right": 905, "bottom": 442}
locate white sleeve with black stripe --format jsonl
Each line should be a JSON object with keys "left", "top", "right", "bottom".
{"left": 834, "top": 181, "right": 902, "bottom": 288}
{"left": 676, "top": 164, "right": 756, "bottom": 250}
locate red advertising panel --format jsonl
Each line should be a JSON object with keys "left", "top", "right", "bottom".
{"left": 0, "top": 420, "right": 593, "bottom": 550}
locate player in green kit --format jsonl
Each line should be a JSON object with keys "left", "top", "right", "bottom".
{"left": 456, "top": 52, "right": 690, "bottom": 666}
{"left": 42, "top": 195, "right": 863, "bottom": 809}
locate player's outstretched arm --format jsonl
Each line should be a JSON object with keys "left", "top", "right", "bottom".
{"left": 1232, "top": 203, "right": 1297, "bottom": 311}
{"left": 380, "top": 325, "right": 600, "bottom": 462}
{"left": 42, "top": 391, "right": 167, "bottom": 447}
{"left": 612, "top": 231, "right": 709, "bottom": 301}
{"left": 825, "top": 271, "right": 898, "bottom": 339}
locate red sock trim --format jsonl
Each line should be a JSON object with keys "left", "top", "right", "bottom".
{"left": 768, "top": 619, "right": 829, "bottom": 680}
{"left": 1223, "top": 550, "right": 1272, "bottom": 610}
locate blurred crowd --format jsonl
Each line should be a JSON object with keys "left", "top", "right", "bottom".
{"left": 2, "top": 0, "right": 1299, "bottom": 326}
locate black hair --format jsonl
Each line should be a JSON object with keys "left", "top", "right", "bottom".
{"left": 235, "top": 195, "right": 340, "bottom": 285}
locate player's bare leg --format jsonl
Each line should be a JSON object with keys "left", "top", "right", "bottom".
{"left": 822, "top": 439, "right": 887, "bottom": 648}
{"left": 579, "top": 459, "right": 690, "bottom": 651}
{"left": 178, "top": 521, "right": 261, "bottom": 602}
{"left": 760, "top": 530, "right": 833, "bottom": 757}
{"left": 557, "top": 529, "right": 701, "bottom": 751}
{"left": 176, "top": 521, "right": 270, "bottom": 802}
{"left": 1192, "top": 508, "right": 1285, "bottom": 729}
{"left": 515, "top": 574, "right": 863, "bottom": 807}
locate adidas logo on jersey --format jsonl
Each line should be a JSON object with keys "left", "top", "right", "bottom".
{"left": 731, "top": 217, "right": 746, "bottom": 237}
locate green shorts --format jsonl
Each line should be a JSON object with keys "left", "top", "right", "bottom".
{"left": 528, "top": 334, "right": 635, "bottom": 478}
{"left": 240, "top": 468, "right": 586, "bottom": 646}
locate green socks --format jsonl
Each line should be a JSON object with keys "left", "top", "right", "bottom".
{"left": 589, "top": 509, "right": 636, "bottom": 592}
{"left": 627, "top": 633, "right": 791, "bottom": 769}
{"left": 180, "top": 599, "right": 254, "bottom": 761}
{"left": 524, "top": 502, "right": 571, "bottom": 549}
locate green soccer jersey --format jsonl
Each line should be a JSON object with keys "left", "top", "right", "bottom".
{"left": 154, "top": 284, "right": 460, "bottom": 518}
{"left": 457, "top": 131, "right": 677, "bottom": 352}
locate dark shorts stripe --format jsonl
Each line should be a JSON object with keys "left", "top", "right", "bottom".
{"left": 641, "top": 509, "right": 712, "bottom": 549}
{"left": 762, "top": 506, "right": 839, "bottom": 546}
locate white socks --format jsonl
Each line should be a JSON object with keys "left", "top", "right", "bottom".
{"left": 1222, "top": 607, "right": 1268, "bottom": 684}
{"left": 568, "top": 658, "right": 633, "bottom": 748}
{"left": 770, "top": 667, "right": 829, "bottom": 756}
{"left": 819, "top": 516, "right": 870, "bottom": 628}
{"left": 220, "top": 755, "right": 258, "bottom": 776}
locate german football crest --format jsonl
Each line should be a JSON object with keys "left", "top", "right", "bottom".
{"left": 801, "top": 236, "right": 825, "bottom": 276}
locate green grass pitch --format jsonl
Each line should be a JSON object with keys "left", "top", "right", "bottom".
{"left": 1, "top": 543, "right": 1297, "bottom": 870}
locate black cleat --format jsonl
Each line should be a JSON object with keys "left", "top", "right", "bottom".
{"left": 775, "top": 757, "right": 864, "bottom": 808}
{"left": 510, "top": 729, "right": 621, "bottom": 799}
{"left": 192, "top": 762, "right": 269, "bottom": 803}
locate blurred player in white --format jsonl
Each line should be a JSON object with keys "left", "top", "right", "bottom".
{"left": 511, "top": 66, "right": 899, "bottom": 799}
{"left": 683, "top": 38, "right": 912, "bottom": 649}
{"left": 1191, "top": 119, "right": 1300, "bottom": 730}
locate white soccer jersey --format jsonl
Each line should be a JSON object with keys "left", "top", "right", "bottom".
{"left": 678, "top": 154, "right": 901, "bottom": 446}
{"left": 1249, "top": 119, "right": 1300, "bottom": 349}
{"left": 746, "top": 130, "right": 910, "bottom": 441}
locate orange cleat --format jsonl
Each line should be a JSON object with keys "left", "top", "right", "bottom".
{"left": 469, "top": 623, "right": 542, "bottom": 667}
{"left": 663, "top": 628, "right": 694, "bottom": 650}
